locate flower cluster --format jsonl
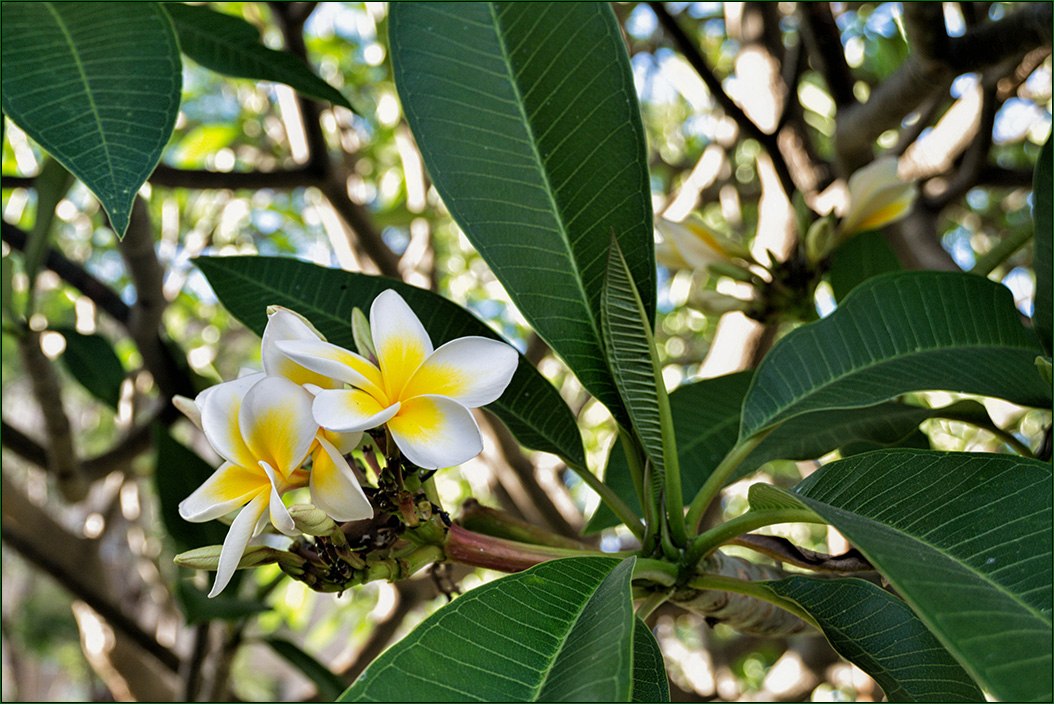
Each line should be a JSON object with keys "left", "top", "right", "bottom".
{"left": 176, "top": 290, "right": 519, "bottom": 596}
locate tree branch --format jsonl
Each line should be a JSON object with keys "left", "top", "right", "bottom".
{"left": 2, "top": 220, "right": 131, "bottom": 325}
{"left": 149, "top": 164, "right": 321, "bottom": 190}
{"left": 1, "top": 475, "right": 181, "bottom": 673}
{"left": 798, "top": 3, "right": 857, "bottom": 108}
{"left": 650, "top": 1, "right": 797, "bottom": 196}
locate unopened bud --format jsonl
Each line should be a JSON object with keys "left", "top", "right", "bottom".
{"left": 288, "top": 503, "right": 340, "bottom": 537}
{"left": 805, "top": 216, "right": 838, "bottom": 263}
{"left": 175, "top": 545, "right": 303, "bottom": 572}
{"left": 351, "top": 307, "right": 377, "bottom": 362}
{"left": 172, "top": 395, "right": 203, "bottom": 430}
{"left": 706, "top": 261, "right": 755, "bottom": 283}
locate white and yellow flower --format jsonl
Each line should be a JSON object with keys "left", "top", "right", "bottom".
{"left": 277, "top": 289, "right": 519, "bottom": 470}
{"left": 839, "top": 157, "right": 918, "bottom": 237}
{"left": 655, "top": 217, "right": 750, "bottom": 271}
{"left": 178, "top": 374, "right": 372, "bottom": 597}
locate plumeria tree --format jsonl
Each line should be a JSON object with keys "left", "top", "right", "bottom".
{"left": 2, "top": 2, "right": 1051, "bottom": 701}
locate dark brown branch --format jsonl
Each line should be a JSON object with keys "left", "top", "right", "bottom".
{"left": 2, "top": 220, "right": 131, "bottom": 325}
{"left": 902, "top": 3, "right": 950, "bottom": 69}
{"left": 0, "top": 420, "right": 48, "bottom": 467}
{"left": 0, "top": 175, "right": 35, "bottom": 189}
{"left": 835, "top": 2, "right": 1052, "bottom": 171}
{"left": 798, "top": 3, "right": 857, "bottom": 109}
{"left": 1, "top": 477, "right": 181, "bottom": 673}
{"left": 149, "top": 164, "right": 321, "bottom": 190}
{"left": 649, "top": 1, "right": 797, "bottom": 197}
{"left": 730, "top": 534, "right": 875, "bottom": 573}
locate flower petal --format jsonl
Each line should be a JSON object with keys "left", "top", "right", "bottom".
{"left": 179, "top": 461, "right": 267, "bottom": 523}
{"left": 259, "top": 460, "right": 297, "bottom": 536}
{"left": 239, "top": 376, "right": 318, "bottom": 480}
{"left": 310, "top": 435, "right": 374, "bottom": 521}
{"left": 210, "top": 492, "right": 269, "bottom": 597}
{"left": 842, "top": 157, "right": 917, "bottom": 235}
{"left": 321, "top": 428, "right": 364, "bottom": 454}
{"left": 313, "top": 389, "right": 399, "bottom": 433}
{"left": 655, "top": 219, "right": 727, "bottom": 270}
{"left": 276, "top": 339, "right": 387, "bottom": 401}
{"left": 262, "top": 307, "right": 340, "bottom": 389}
{"left": 402, "top": 337, "right": 518, "bottom": 408}
{"left": 370, "top": 290, "right": 432, "bottom": 399}
{"left": 388, "top": 395, "right": 482, "bottom": 469}
{"left": 200, "top": 375, "right": 261, "bottom": 469}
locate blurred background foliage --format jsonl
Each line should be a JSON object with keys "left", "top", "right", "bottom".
{"left": 2, "top": 2, "right": 1050, "bottom": 701}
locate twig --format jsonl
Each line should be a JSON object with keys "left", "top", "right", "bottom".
{"left": 2, "top": 221, "right": 131, "bottom": 325}
{"left": 649, "top": 2, "right": 797, "bottom": 196}
{"left": 798, "top": 3, "right": 857, "bottom": 109}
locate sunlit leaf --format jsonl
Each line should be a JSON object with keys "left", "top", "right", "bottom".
{"left": 740, "top": 271, "right": 1052, "bottom": 441}
{"left": 765, "top": 576, "right": 984, "bottom": 702}
{"left": 194, "top": 255, "right": 585, "bottom": 467}
{"left": 390, "top": 2, "right": 654, "bottom": 422}
{"left": 1, "top": 2, "right": 181, "bottom": 236}
{"left": 162, "top": 3, "right": 353, "bottom": 110}
{"left": 340, "top": 557, "right": 636, "bottom": 702}
{"left": 750, "top": 450, "right": 1052, "bottom": 702}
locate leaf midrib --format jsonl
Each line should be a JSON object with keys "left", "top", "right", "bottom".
{"left": 745, "top": 341, "right": 1043, "bottom": 439}
{"left": 487, "top": 2, "right": 602, "bottom": 350}
{"left": 44, "top": 1, "right": 118, "bottom": 201}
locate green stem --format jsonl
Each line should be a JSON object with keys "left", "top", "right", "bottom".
{"left": 684, "top": 429, "right": 773, "bottom": 534}
{"left": 685, "top": 573, "right": 820, "bottom": 631}
{"left": 635, "top": 589, "right": 671, "bottom": 620}
{"left": 566, "top": 459, "right": 644, "bottom": 541}
{"left": 970, "top": 225, "right": 1033, "bottom": 277}
{"left": 683, "top": 508, "right": 827, "bottom": 571}
{"left": 633, "top": 557, "right": 680, "bottom": 587}
{"left": 422, "top": 475, "right": 444, "bottom": 510}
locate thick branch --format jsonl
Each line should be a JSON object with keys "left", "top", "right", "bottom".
{"left": 150, "top": 164, "right": 321, "bottom": 190}
{"left": 1, "top": 475, "right": 181, "bottom": 673}
{"left": 798, "top": 3, "right": 857, "bottom": 108}
{"left": 835, "top": 3, "right": 1052, "bottom": 171}
{"left": 650, "top": 1, "right": 797, "bottom": 196}
{"left": 2, "top": 220, "right": 131, "bottom": 325}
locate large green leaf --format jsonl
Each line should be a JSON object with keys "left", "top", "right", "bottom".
{"left": 631, "top": 618, "right": 669, "bottom": 703}
{"left": 340, "top": 557, "right": 636, "bottom": 702}
{"left": 390, "top": 2, "right": 654, "bottom": 421}
{"left": 194, "top": 255, "right": 585, "bottom": 467}
{"left": 740, "top": 271, "right": 1052, "bottom": 441}
{"left": 765, "top": 576, "right": 983, "bottom": 702}
{"left": 749, "top": 450, "right": 1052, "bottom": 702}
{"left": 161, "top": 3, "right": 352, "bottom": 110}
{"left": 1, "top": 2, "right": 181, "bottom": 237}
{"left": 52, "top": 327, "right": 126, "bottom": 409}
{"left": 1033, "top": 134, "right": 1052, "bottom": 356}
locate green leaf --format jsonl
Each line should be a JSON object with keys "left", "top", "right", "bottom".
{"left": 1, "top": 2, "right": 181, "bottom": 237}
{"left": 765, "top": 576, "right": 984, "bottom": 702}
{"left": 152, "top": 425, "right": 228, "bottom": 551}
{"left": 631, "top": 618, "right": 669, "bottom": 703}
{"left": 175, "top": 580, "right": 269, "bottom": 624}
{"left": 161, "top": 3, "right": 352, "bottom": 111}
{"left": 265, "top": 637, "right": 346, "bottom": 702}
{"left": 827, "top": 230, "right": 901, "bottom": 301}
{"left": 194, "top": 255, "right": 585, "bottom": 468}
{"left": 740, "top": 271, "right": 1052, "bottom": 441}
{"left": 749, "top": 450, "right": 1052, "bottom": 702}
{"left": 602, "top": 236, "right": 682, "bottom": 539}
{"left": 52, "top": 327, "right": 126, "bottom": 409}
{"left": 1033, "top": 133, "right": 1052, "bottom": 356}
{"left": 340, "top": 557, "right": 636, "bottom": 702}
{"left": 390, "top": 2, "right": 654, "bottom": 422}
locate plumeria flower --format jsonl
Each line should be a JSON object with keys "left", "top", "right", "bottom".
{"left": 178, "top": 374, "right": 372, "bottom": 597}
{"left": 654, "top": 217, "right": 750, "bottom": 271}
{"left": 277, "top": 289, "right": 519, "bottom": 470}
{"left": 839, "top": 156, "right": 918, "bottom": 237}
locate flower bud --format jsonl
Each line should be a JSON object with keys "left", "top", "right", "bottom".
{"left": 690, "top": 290, "right": 752, "bottom": 316}
{"left": 288, "top": 503, "right": 340, "bottom": 537}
